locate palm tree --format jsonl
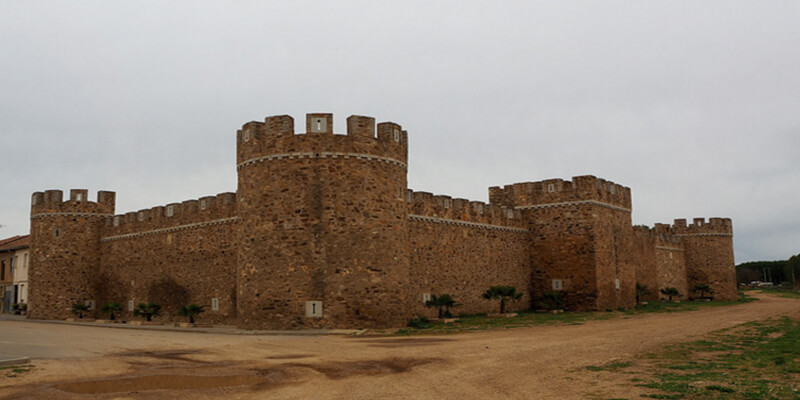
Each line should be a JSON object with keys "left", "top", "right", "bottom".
{"left": 660, "top": 287, "right": 681, "bottom": 302}
{"left": 178, "top": 304, "right": 205, "bottom": 324}
{"left": 424, "top": 294, "right": 457, "bottom": 319}
{"left": 71, "top": 303, "right": 90, "bottom": 319}
{"left": 636, "top": 283, "right": 652, "bottom": 304}
{"left": 133, "top": 302, "right": 161, "bottom": 321}
{"left": 693, "top": 284, "right": 714, "bottom": 299}
{"left": 101, "top": 302, "right": 123, "bottom": 321}
{"left": 482, "top": 286, "right": 523, "bottom": 314}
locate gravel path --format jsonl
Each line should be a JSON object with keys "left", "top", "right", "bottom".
{"left": 1, "top": 291, "right": 798, "bottom": 399}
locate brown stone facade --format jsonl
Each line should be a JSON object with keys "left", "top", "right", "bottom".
{"left": 27, "top": 112, "right": 737, "bottom": 329}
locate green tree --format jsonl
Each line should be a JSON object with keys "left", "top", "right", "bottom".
{"left": 71, "top": 303, "right": 90, "bottom": 319}
{"left": 482, "top": 286, "right": 523, "bottom": 314}
{"left": 636, "top": 283, "right": 652, "bottom": 304}
{"left": 693, "top": 283, "right": 714, "bottom": 299}
{"left": 787, "top": 254, "right": 800, "bottom": 288}
{"left": 660, "top": 287, "right": 681, "bottom": 302}
{"left": 133, "top": 302, "right": 161, "bottom": 321}
{"left": 424, "top": 294, "right": 457, "bottom": 319}
{"left": 178, "top": 304, "right": 205, "bottom": 324}
{"left": 101, "top": 302, "right": 123, "bottom": 321}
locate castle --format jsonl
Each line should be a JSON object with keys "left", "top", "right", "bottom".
{"left": 27, "top": 113, "right": 737, "bottom": 329}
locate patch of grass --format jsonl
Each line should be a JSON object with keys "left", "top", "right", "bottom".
{"left": 587, "top": 361, "right": 633, "bottom": 372}
{"left": 1, "top": 364, "right": 34, "bottom": 378}
{"left": 395, "top": 291, "right": 761, "bottom": 335}
{"left": 632, "top": 316, "right": 800, "bottom": 399}
{"left": 705, "top": 384, "right": 735, "bottom": 393}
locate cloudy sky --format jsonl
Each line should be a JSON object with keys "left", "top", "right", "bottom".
{"left": 1, "top": 1, "right": 798, "bottom": 263}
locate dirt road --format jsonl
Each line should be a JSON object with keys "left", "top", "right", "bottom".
{"left": 1, "top": 292, "right": 798, "bottom": 399}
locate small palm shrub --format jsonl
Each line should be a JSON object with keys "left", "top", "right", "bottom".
{"left": 178, "top": 304, "right": 205, "bottom": 324}
{"left": 660, "top": 287, "right": 681, "bottom": 302}
{"left": 71, "top": 303, "right": 90, "bottom": 319}
{"left": 101, "top": 302, "right": 123, "bottom": 321}
{"left": 482, "top": 286, "right": 523, "bottom": 314}
{"left": 424, "top": 294, "right": 458, "bottom": 319}
{"left": 133, "top": 302, "right": 161, "bottom": 321}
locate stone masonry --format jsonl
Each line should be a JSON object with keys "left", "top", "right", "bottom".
{"left": 27, "top": 112, "right": 737, "bottom": 329}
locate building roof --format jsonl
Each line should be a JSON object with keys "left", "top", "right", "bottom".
{"left": 0, "top": 235, "right": 30, "bottom": 252}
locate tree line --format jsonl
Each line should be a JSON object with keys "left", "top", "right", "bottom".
{"left": 736, "top": 253, "right": 800, "bottom": 287}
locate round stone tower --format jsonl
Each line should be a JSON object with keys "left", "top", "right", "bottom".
{"left": 672, "top": 217, "right": 737, "bottom": 301}
{"left": 235, "top": 113, "right": 411, "bottom": 329}
{"left": 28, "top": 189, "right": 115, "bottom": 319}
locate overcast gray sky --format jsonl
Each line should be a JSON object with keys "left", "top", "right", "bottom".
{"left": 1, "top": 1, "right": 798, "bottom": 263}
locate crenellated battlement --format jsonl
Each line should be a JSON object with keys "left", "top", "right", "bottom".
{"left": 668, "top": 217, "right": 733, "bottom": 236}
{"left": 236, "top": 113, "right": 408, "bottom": 169}
{"left": 488, "top": 175, "right": 631, "bottom": 211}
{"left": 30, "top": 189, "right": 116, "bottom": 217}
{"left": 103, "top": 192, "right": 236, "bottom": 237}
{"left": 636, "top": 224, "right": 684, "bottom": 247}
{"left": 406, "top": 189, "right": 526, "bottom": 230}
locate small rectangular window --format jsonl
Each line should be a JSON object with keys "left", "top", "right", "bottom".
{"left": 200, "top": 200, "right": 207, "bottom": 210}
{"left": 85, "top": 300, "right": 95, "bottom": 310}
{"left": 443, "top": 199, "right": 451, "bottom": 209}
{"left": 422, "top": 293, "right": 431, "bottom": 304}
{"left": 615, "top": 278, "right": 621, "bottom": 289}
{"left": 548, "top": 183, "right": 555, "bottom": 193}
{"left": 76, "top": 193, "right": 83, "bottom": 201}
{"left": 211, "top": 298, "right": 219, "bottom": 311}
{"left": 128, "top": 300, "right": 134, "bottom": 311}
{"left": 552, "top": 279, "right": 563, "bottom": 291}
{"left": 393, "top": 129, "right": 400, "bottom": 142}
{"left": 166, "top": 205, "right": 174, "bottom": 217}
{"left": 114, "top": 216, "right": 120, "bottom": 227}
{"left": 137, "top": 212, "right": 144, "bottom": 221}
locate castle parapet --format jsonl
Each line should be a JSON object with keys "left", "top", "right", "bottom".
{"left": 670, "top": 217, "right": 732, "bottom": 236}
{"left": 236, "top": 113, "right": 408, "bottom": 168}
{"left": 105, "top": 192, "right": 237, "bottom": 235}
{"left": 407, "top": 189, "right": 525, "bottom": 229}
{"left": 31, "top": 189, "right": 116, "bottom": 216}
{"left": 489, "top": 175, "right": 631, "bottom": 211}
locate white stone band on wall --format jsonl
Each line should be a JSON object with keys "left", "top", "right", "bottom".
{"left": 101, "top": 217, "right": 239, "bottom": 242}
{"left": 674, "top": 233, "right": 733, "bottom": 237}
{"left": 409, "top": 214, "right": 528, "bottom": 233}
{"left": 237, "top": 152, "right": 407, "bottom": 170}
{"left": 515, "top": 199, "right": 631, "bottom": 213}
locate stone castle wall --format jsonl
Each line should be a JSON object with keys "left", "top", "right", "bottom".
{"left": 670, "top": 218, "right": 737, "bottom": 301}
{"left": 235, "top": 114, "right": 411, "bottom": 329}
{"left": 28, "top": 189, "right": 115, "bottom": 319}
{"left": 489, "top": 176, "right": 634, "bottom": 311}
{"left": 98, "top": 193, "right": 238, "bottom": 324}
{"left": 26, "top": 112, "right": 738, "bottom": 329}
{"left": 407, "top": 190, "right": 530, "bottom": 316}
{"left": 632, "top": 226, "right": 688, "bottom": 301}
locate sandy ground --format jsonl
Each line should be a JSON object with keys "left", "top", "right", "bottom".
{"left": 1, "top": 292, "right": 798, "bottom": 400}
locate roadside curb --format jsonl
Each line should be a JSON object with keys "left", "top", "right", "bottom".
{"left": 0, "top": 315, "right": 366, "bottom": 337}
{"left": 0, "top": 357, "right": 31, "bottom": 367}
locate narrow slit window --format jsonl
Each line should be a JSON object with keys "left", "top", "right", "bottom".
{"left": 166, "top": 205, "right": 174, "bottom": 217}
